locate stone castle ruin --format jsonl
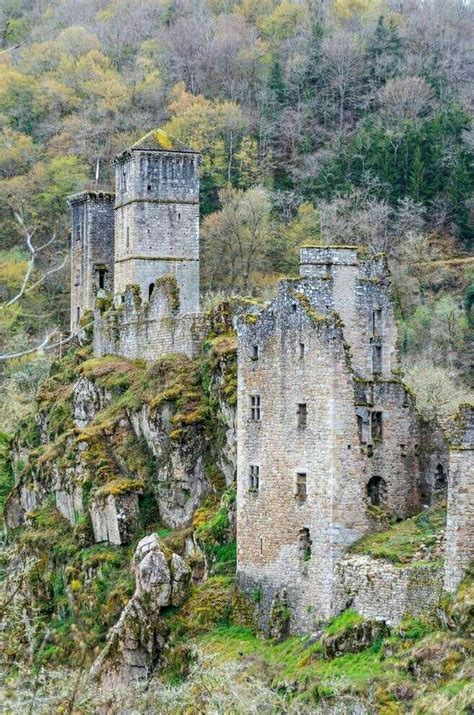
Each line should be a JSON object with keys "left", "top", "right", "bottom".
{"left": 68, "top": 130, "right": 203, "bottom": 358}
{"left": 68, "top": 131, "right": 473, "bottom": 633}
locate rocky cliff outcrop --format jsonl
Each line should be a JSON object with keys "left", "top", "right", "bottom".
{"left": 90, "top": 533, "right": 191, "bottom": 689}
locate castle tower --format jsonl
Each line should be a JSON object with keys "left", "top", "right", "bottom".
{"left": 299, "top": 246, "right": 398, "bottom": 379}
{"left": 113, "top": 130, "right": 200, "bottom": 313}
{"left": 444, "top": 404, "right": 474, "bottom": 593}
{"left": 68, "top": 190, "right": 115, "bottom": 332}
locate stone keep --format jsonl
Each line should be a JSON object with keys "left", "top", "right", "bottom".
{"left": 444, "top": 404, "right": 474, "bottom": 593}
{"left": 113, "top": 131, "right": 200, "bottom": 313}
{"left": 68, "top": 191, "right": 115, "bottom": 332}
{"left": 236, "top": 246, "right": 446, "bottom": 633}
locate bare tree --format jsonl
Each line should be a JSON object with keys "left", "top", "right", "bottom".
{"left": 0, "top": 212, "right": 70, "bottom": 362}
{"left": 378, "top": 76, "right": 434, "bottom": 124}
{"left": 322, "top": 30, "right": 363, "bottom": 130}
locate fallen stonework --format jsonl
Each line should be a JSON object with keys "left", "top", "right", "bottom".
{"left": 334, "top": 554, "right": 443, "bottom": 626}
{"left": 90, "top": 533, "right": 191, "bottom": 689}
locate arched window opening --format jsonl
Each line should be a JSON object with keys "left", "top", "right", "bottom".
{"left": 148, "top": 283, "right": 155, "bottom": 300}
{"left": 435, "top": 464, "right": 447, "bottom": 490}
{"left": 366, "top": 476, "right": 387, "bottom": 507}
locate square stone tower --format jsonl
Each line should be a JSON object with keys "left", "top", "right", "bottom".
{"left": 113, "top": 131, "right": 200, "bottom": 313}
{"left": 68, "top": 190, "right": 115, "bottom": 332}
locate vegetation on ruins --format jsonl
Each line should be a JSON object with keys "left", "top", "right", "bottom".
{"left": 0, "top": 0, "right": 473, "bottom": 712}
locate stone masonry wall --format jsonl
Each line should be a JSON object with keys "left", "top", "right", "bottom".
{"left": 237, "top": 290, "right": 368, "bottom": 632}
{"left": 113, "top": 150, "right": 200, "bottom": 312}
{"left": 334, "top": 554, "right": 443, "bottom": 625}
{"left": 69, "top": 191, "right": 115, "bottom": 332}
{"left": 236, "top": 249, "right": 432, "bottom": 633}
{"left": 299, "top": 247, "right": 398, "bottom": 379}
{"left": 444, "top": 404, "right": 474, "bottom": 593}
{"left": 93, "top": 281, "right": 206, "bottom": 361}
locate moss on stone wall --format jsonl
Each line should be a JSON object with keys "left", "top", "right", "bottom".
{"left": 351, "top": 506, "right": 446, "bottom": 565}
{"left": 155, "top": 274, "right": 180, "bottom": 312}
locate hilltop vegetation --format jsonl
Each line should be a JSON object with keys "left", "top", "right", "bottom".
{"left": 0, "top": 0, "right": 472, "bottom": 427}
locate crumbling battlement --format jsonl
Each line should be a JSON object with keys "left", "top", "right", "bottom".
{"left": 93, "top": 278, "right": 206, "bottom": 361}
{"left": 69, "top": 131, "right": 201, "bottom": 347}
{"left": 299, "top": 246, "right": 397, "bottom": 379}
{"left": 444, "top": 404, "right": 474, "bottom": 593}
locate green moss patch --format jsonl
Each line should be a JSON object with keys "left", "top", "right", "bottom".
{"left": 351, "top": 506, "right": 446, "bottom": 564}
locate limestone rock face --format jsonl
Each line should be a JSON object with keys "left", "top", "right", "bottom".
{"left": 90, "top": 534, "right": 191, "bottom": 690}
{"left": 73, "top": 376, "right": 110, "bottom": 428}
{"left": 129, "top": 404, "right": 206, "bottom": 528}
{"left": 89, "top": 492, "right": 139, "bottom": 546}
{"left": 322, "top": 620, "right": 389, "bottom": 658}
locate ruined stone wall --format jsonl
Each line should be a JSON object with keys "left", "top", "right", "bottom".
{"left": 237, "top": 286, "right": 370, "bottom": 632}
{"left": 68, "top": 191, "right": 115, "bottom": 332}
{"left": 299, "top": 247, "right": 398, "bottom": 379}
{"left": 334, "top": 555, "right": 443, "bottom": 625}
{"left": 354, "top": 380, "right": 423, "bottom": 519}
{"left": 113, "top": 150, "right": 200, "bottom": 313}
{"left": 236, "top": 275, "right": 430, "bottom": 633}
{"left": 93, "top": 281, "right": 206, "bottom": 361}
{"left": 444, "top": 404, "right": 474, "bottom": 593}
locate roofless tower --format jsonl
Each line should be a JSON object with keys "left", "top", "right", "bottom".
{"left": 113, "top": 130, "right": 201, "bottom": 313}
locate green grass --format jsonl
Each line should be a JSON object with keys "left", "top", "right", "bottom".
{"left": 351, "top": 506, "right": 446, "bottom": 564}
{"left": 324, "top": 609, "right": 364, "bottom": 636}
{"left": 198, "top": 623, "right": 390, "bottom": 695}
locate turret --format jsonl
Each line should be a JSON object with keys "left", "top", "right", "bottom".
{"left": 299, "top": 245, "right": 398, "bottom": 379}
{"left": 68, "top": 190, "right": 115, "bottom": 332}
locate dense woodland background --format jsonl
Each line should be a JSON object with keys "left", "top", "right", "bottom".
{"left": 0, "top": 0, "right": 472, "bottom": 427}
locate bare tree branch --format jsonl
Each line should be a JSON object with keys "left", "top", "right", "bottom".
{"left": 0, "top": 40, "right": 27, "bottom": 55}
{"left": 1, "top": 213, "right": 64, "bottom": 309}
{"left": 0, "top": 319, "right": 94, "bottom": 362}
{"left": 23, "top": 254, "right": 68, "bottom": 297}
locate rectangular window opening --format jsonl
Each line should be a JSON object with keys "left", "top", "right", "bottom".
{"left": 296, "top": 472, "right": 307, "bottom": 502}
{"left": 97, "top": 268, "right": 106, "bottom": 290}
{"left": 372, "top": 308, "right": 382, "bottom": 336}
{"left": 373, "top": 345, "right": 382, "bottom": 375}
{"left": 299, "top": 342, "right": 305, "bottom": 359}
{"left": 126, "top": 226, "right": 130, "bottom": 249}
{"left": 297, "top": 403, "right": 307, "bottom": 429}
{"left": 251, "top": 344, "right": 259, "bottom": 361}
{"left": 249, "top": 464, "right": 260, "bottom": 491}
{"left": 371, "top": 411, "right": 383, "bottom": 443}
{"left": 250, "top": 395, "right": 261, "bottom": 421}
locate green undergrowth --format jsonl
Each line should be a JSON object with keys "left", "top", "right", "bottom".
{"left": 0, "top": 432, "right": 14, "bottom": 529}
{"left": 193, "top": 489, "right": 236, "bottom": 576}
{"left": 160, "top": 569, "right": 473, "bottom": 710}
{"left": 324, "top": 609, "right": 364, "bottom": 636}
{"left": 351, "top": 506, "right": 446, "bottom": 565}
{"left": 8, "top": 501, "right": 134, "bottom": 667}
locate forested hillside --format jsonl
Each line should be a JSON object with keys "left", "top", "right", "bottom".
{"left": 1, "top": 0, "right": 473, "bottom": 426}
